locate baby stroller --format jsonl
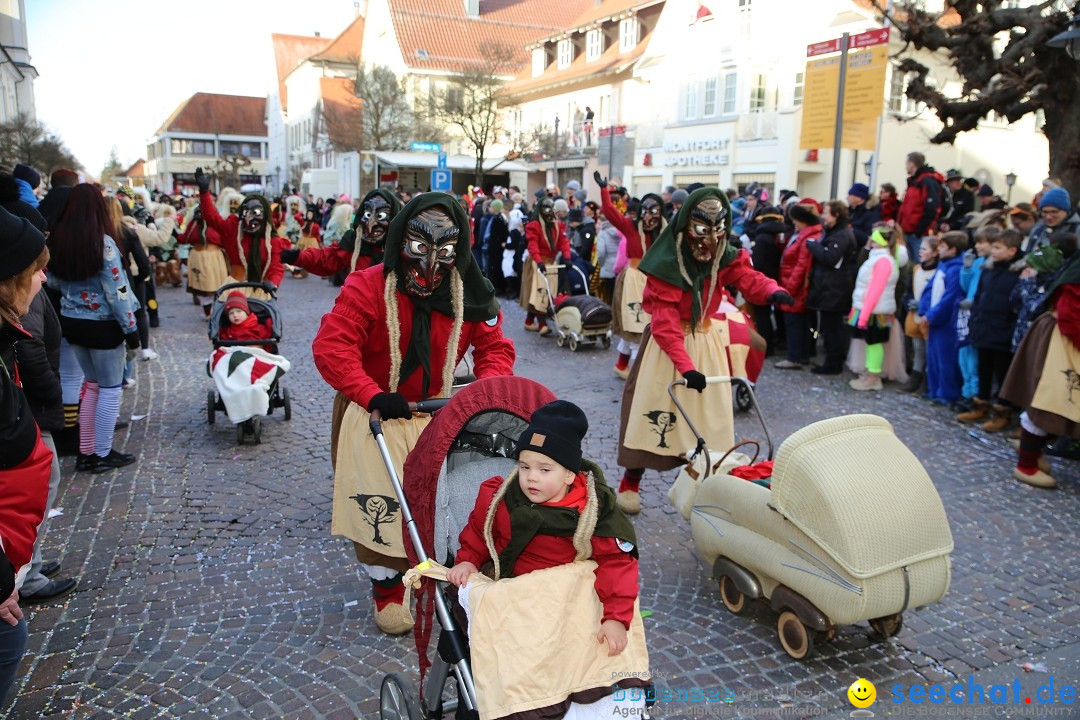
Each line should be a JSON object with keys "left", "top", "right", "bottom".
{"left": 667, "top": 376, "right": 953, "bottom": 660}
{"left": 205, "top": 282, "right": 293, "bottom": 444}
{"left": 714, "top": 294, "right": 765, "bottom": 412}
{"left": 540, "top": 263, "right": 613, "bottom": 352}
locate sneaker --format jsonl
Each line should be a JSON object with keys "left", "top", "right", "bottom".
{"left": 122, "top": 377, "right": 137, "bottom": 389}
{"left": 1013, "top": 467, "right": 1056, "bottom": 489}
{"left": 616, "top": 489, "right": 641, "bottom": 515}
{"left": 773, "top": 360, "right": 803, "bottom": 370}
{"left": 76, "top": 453, "right": 96, "bottom": 472}
{"left": 19, "top": 577, "right": 78, "bottom": 604}
{"left": 849, "top": 373, "right": 883, "bottom": 391}
{"left": 374, "top": 601, "right": 414, "bottom": 635}
{"left": 91, "top": 450, "right": 136, "bottom": 474}
{"left": 141, "top": 348, "right": 158, "bottom": 361}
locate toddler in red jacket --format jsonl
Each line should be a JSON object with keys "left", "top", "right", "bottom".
{"left": 218, "top": 291, "right": 274, "bottom": 350}
{"left": 446, "top": 400, "right": 639, "bottom": 656}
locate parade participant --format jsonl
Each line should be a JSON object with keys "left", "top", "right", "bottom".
{"left": 615, "top": 188, "right": 793, "bottom": 513}
{"left": 194, "top": 167, "right": 285, "bottom": 297}
{"left": 177, "top": 204, "right": 229, "bottom": 317}
{"left": 312, "top": 192, "right": 515, "bottom": 635}
{"left": 280, "top": 189, "right": 401, "bottom": 278}
{"left": 594, "top": 171, "right": 666, "bottom": 378}
{"left": 519, "top": 196, "right": 569, "bottom": 336}
{"left": 288, "top": 210, "right": 323, "bottom": 279}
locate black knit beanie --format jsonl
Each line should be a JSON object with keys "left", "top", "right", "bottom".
{"left": 515, "top": 400, "right": 589, "bottom": 472}
{"left": 0, "top": 204, "right": 46, "bottom": 280}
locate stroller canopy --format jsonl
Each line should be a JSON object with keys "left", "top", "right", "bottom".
{"left": 769, "top": 415, "right": 954, "bottom": 580}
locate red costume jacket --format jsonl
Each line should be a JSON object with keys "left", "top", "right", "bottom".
{"left": 312, "top": 266, "right": 516, "bottom": 409}
{"left": 644, "top": 250, "right": 781, "bottom": 375}
{"left": 600, "top": 188, "right": 655, "bottom": 260}
{"left": 778, "top": 224, "right": 822, "bottom": 313}
{"left": 525, "top": 219, "right": 570, "bottom": 264}
{"left": 455, "top": 475, "right": 639, "bottom": 628}
{"left": 295, "top": 244, "right": 370, "bottom": 277}
{"left": 176, "top": 220, "right": 222, "bottom": 247}
{"left": 219, "top": 315, "right": 274, "bottom": 350}
{"left": 198, "top": 192, "right": 286, "bottom": 288}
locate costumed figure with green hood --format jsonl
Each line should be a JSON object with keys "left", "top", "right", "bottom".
{"left": 594, "top": 171, "right": 666, "bottom": 380}
{"left": 194, "top": 167, "right": 286, "bottom": 299}
{"left": 614, "top": 187, "right": 794, "bottom": 514}
{"left": 312, "top": 192, "right": 516, "bottom": 635}
{"left": 519, "top": 196, "right": 570, "bottom": 336}
{"left": 280, "top": 189, "right": 401, "bottom": 280}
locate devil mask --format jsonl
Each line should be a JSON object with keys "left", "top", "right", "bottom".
{"left": 538, "top": 198, "right": 555, "bottom": 224}
{"left": 240, "top": 197, "right": 268, "bottom": 235}
{"left": 360, "top": 194, "right": 392, "bottom": 247}
{"left": 400, "top": 209, "right": 459, "bottom": 298}
{"left": 641, "top": 196, "right": 663, "bottom": 232}
{"left": 685, "top": 197, "right": 727, "bottom": 262}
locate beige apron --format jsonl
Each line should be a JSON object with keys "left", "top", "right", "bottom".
{"left": 520, "top": 259, "right": 559, "bottom": 315}
{"left": 624, "top": 319, "right": 734, "bottom": 458}
{"left": 617, "top": 265, "right": 651, "bottom": 336}
{"left": 187, "top": 245, "right": 230, "bottom": 294}
{"left": 332, "top": 402, "right": 432, "bottom": 558}
{"left": 1030, "top": 324, "right": 1080, "bottom": 423}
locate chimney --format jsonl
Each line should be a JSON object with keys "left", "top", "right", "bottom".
{"left": 314, "top": 31, "right": 321, "bottom": 37}
{"left": 465, "top": 0, "right": 479, "bottom": 17}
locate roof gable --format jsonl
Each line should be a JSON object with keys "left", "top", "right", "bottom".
{"left": 160, "top": 93, "right": 268, "bottom": 137}
{"left": 308, "top": 15, "right": 365, "bottom": 65}
{"left": 272, "top": 34, "right": 332, "bottom": 110}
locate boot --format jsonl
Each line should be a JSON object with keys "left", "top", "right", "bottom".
{"left": 372, "top": 574, "right": 413, "bottom": 635}
{"left": 955, "top": 397, "right": 989, "bottom": 424}
{"left": 167, "top": 259, "right": 182, "bottom": 287}
{"left": 899, "top": 370, "right": 924, "bottom": 393}
{"left": 616, "top": 490, "right": 641, "bottom": 515}
{"left": 849, "top": 372, "right": 883, "bottom": 391}
{"left": 1013, "top": 466, "right": 1056, "bottom": 489}
{"left": 981, "top": 405, "right": 1011, "bottom": 433}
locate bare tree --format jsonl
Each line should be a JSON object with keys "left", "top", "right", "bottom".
{"left": 875, "top": 0, "right": 1077, "bottom": 197}
{"left": 0, "top": 114, "right": 83, "bottom": 175}
{"left": 99, "top": 146, "right": 123, "bottom": 187}
{"left": 322, "top": 93, "right": 366, "bottom": 155}
{"left": 437, "top": 44, "right": 518, "bottom": 186}
{"left": 211, "top": 154, "right": 254, "bottom": 190}
{"left": 517, "top": 122, "right": 571, "bottom": 161}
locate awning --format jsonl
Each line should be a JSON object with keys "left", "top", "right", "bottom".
{"left": 372, "top": 151, "right": 533, "bottom": 173}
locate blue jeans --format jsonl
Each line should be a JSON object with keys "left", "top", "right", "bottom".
{"left": 0, "top": 618, "right": 27, "bottom": 705}
{"left": 905, "top": 234, "right": 923, "bottom": 265}
{"left": 71, "top": 343, "right": 126, "bottom": 388}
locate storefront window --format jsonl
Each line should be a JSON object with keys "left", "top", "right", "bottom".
{"left": 723, "top": 73, "right": 737, "bottom": 114}
{"left": 703, "top": 77, "right": 718, "bottom": 116}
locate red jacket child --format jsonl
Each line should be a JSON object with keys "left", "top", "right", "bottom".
{"left": 778, "top": 222, "right": 822, "bottom": 314}
{"left": 218, "top": 292, "right": 274, "bottom": 350}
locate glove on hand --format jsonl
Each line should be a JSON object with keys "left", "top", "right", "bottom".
{"left": 536, "top": 262, "right": 546, "bottom": 275}
{"left": 682, "top": 370, "right": 707, "bottom": 392}
{"left": 767, "top": 290, "right": 795, "bottom": 306}
{"left": 280, "top": 248, "right": 300, "bottom": 265}
{"left": 124, "top": 332, "right": 141, "bottom": 351}
{"left": 194, "top": 167, "right": 211, "bottom": 194}
{"left": 369, "top": 392, "right": 411, "bottom": 420}
{"left": 593, "top": 170, "right": 608, "bottom": 189}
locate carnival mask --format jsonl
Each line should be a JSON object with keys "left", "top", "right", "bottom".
{"left": 641, "top": 198, "right": 662, "bottom": 231}
{"left": 360, "top": 196, "right": 392, "bottom": 247}
{"left": 240, "top": 198, "right": 266, "bottom": 235}
{"left": 539, "top": 198, "right": 555, "bottom": 224}
{"left": 685, "top": 198, "right": 727, "bottom": 263}
{"left": 229, "top": 197, "right": 243, "bottom": 215}
{"left": 401, "top": 209, "right": 458, "bottom": 298}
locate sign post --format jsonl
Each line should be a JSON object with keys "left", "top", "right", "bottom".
{"left": 437, "top": 152, "right": 447, "bottom": 169}
{"left": 829, "top": 33, "right": 850, "bottom": 200}
{"left": 431, "top": 168, "right": 453, "bottom": 192}
{"left": 411, "top": 141, "right": 442, "bottom": 153}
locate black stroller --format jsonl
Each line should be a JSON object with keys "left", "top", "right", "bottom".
{"left": 205, "top": 281, "right": 292, "bottom": 444}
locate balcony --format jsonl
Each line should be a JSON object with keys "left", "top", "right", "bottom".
{"left": 737, "top": 111, "right": 778, "bottom": 141}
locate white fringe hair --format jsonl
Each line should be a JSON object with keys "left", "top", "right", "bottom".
{"left": 384, "top": 268, "right": 464, "bottom": 397}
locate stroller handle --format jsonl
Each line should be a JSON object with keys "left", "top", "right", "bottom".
{"left": 368, "top": 398, "right": 452, "bottom": 433}
{"left": 217, "top": 281, "right": 278, "bottom": 299}
{"left": 667, "top": 377, "right": 774, "bottom": 466}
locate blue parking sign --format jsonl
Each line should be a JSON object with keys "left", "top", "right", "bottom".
{"left": 431, "top": 169, "right": 453, "bottom": 192}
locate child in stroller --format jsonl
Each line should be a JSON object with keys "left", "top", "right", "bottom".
{"left": 219, "top": 291, "right": 274, "bottom": 350}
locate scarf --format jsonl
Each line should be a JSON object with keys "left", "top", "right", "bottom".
{"left": 233, "top": 312, "right": 259, "bottom": 331}
{"left": 494, "top": 461, "right": 636, "bottom": 579}
{"left": 638, "top": 187, "right": 737, "bottom": 329}
{"left": 382, "top": 193, "right": 499, "bottom": 396}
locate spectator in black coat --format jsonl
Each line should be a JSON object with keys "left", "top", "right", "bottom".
{"left": 0, "top": 174, "right": 45, "bottom": 233}
{"left": 750, "top": 206, "right": 789, "bottom": 355}
{"left": 846, "top": 183, "right": 880, "bottom": 246}
{"left": 807, "top": 200, "right": 858, "bottom": 374}
{"left": 939, "top": 169, "right": 975, "bottom": 231}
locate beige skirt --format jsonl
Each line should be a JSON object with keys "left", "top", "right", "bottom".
{"left": 332, "top": 402, "right": 432, "bottom": 559}
{"left": 519, "top": 258, "right": 559, "bottom": 315}
{"left": 611, "top": 266, "right": 650, "bottom": 343}
{"left": 297, "top": 234, "right": 320, "bottom": 251}
{"left": 618, "top": 320, "right": 734, "bottom": 469}
{"left": 187, "top": 245, "right": 230, "bottom": 295}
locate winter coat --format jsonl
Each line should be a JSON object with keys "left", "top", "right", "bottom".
{"left": 968, "top": 257, "right": 1023, "bottom": 352}
{"left": 594, "top": 222, "right": 622, "bottom": 279}
{"left": 778, "top": 224, "right": 821, "bottom": 313}
{"left": 878, "top": 194, "right": 900, "bottom": 223}
{"left": 941, "top": 187, "right": 975, "bottom": 229}
{"left": 117, "top": 225, "right": 152, "bottom": 286}
{"left": 1025, "top": 213, "right": 1080, "bottom": 254}
{"left": 750, "top": 219, "right": 789, "bottom": 282}
{"left": 898, "top": 166, "right": 945, "bottom": 235}
{"left": 852, "top": 246, "right": 899, "bottom": 320}
{"left": 198, "top": 191, "right": 286, "bottom": 288}
{"left": 525, "top": 219, "right": 570, "bottom": 264}
{"left": 13, "top": 292, "right": 63, "bottom": 432}
{"left": 848, "top": 202, "right": 881, "bottom": 246}
{"left": 918, "top": 255, "right": 964, "bottom": 332}
{"left": 46, "top": 235, "right": 140, "bottom": 346}
{"left": 807, "top": 219, "right": 857, "bottom": 313}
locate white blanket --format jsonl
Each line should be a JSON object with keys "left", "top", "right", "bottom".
{"left": 208, "top": 346, "right": 291, "bottom": 423}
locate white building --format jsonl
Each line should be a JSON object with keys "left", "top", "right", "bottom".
{"left": 269, "top": 33, "right": 333, "bottom": 193}
{"left": 0, "top": 0, "right": 37, "bottom": 123}
{"left": 144, "top": 93, "right": 268, "bottom": 194}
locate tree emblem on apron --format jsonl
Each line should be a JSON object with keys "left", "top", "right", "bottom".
{"left": 352, "top": 494, "right": 400, "bottom": 546}
{"left": 627, "top": 301, "right": 645, "bottom": 324}
{"left": 643, "top": 410, "right": 677, "bottom": 449}
{"left": 1063, "top": 369, "right": 1080, "bottom": 404}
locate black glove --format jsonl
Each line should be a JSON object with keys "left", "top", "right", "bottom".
{"left": 280, "top": 248, "right": 300, "bottom": 265}
{"left": 683, "top": 370, "right": 707, "bottom": 392}
{"left": 261, "top": 282, "right": 277, "bottom": 295}
{"left": 194, "top": 167, "right": 211, "bottom": 194}
{"left": 536, "top": 262, "right": 546, "bottom": 275}
{"left": 592, "top": 170, "right": 608, "bottom": 189}
{"left": 124, "top": 332, "right": 141, "bottom": 350}
{"left": 369, "top": 392, "right": 411, "bottom": 420}
{"left": 767, "top": 290, "right": 795, "bottom": 306}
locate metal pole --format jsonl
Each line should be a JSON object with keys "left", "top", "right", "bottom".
{"left": 609, "top": 123, "right": 615, "bottom": 179}
{"left": 829, "top": 32, "right": 850, "bottom": 200}
{"left": 868, "top": 0, "right": 893, "bottom": 195}
{"left": 553, "top": 115, "right": 560, "bottom": 188}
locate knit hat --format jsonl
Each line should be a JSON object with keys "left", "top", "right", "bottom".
{"left": 798, "top": 197, "right": 823, "bottom": 215}
{"left": 847, "top": 183, "right": 870, "bottom": 201}
{"left": 489, "top": 199, "right": 503, "bottom": 213}
{"left": 565, "top": 180, "right": 581, "bottom": 193}
{"left": 567, "top": 208, "right": 583, "bottom": 223}
{"left": 978, "top": 184, "right": 995, "bottom": 198}
{"left": 574, "top": 189, "right": 587, "bottom": 203}
{"left": 13, "top": 164, "right": 41, "bottom": 190}
{"left": 1039, "top": 187, "right": 1072, "bottom": 213}
{"left": 515, "top": 400, "right": 589, "bottom": 472}
{"left": 224, "top": 291, "right": 250, "bottom": 315}
{"left": 0, "top": 204, "right": 46, "bottom": 280}
{"left": 671, "top": 189, "right": 689, "bottom": 204}
{"left": 788, "top": 203, "right": 820, "bottom": 226}
{"left": 686, "top": 183, "right": 705, "bottom": 194}
{"left": 757, "top": 205, "right": 785, "bottom": 222}
{"left": 945, "top": 169, "right": 963, "bottom": 181}
{"left": 963, "top": 177, "right": 980, "bottom": 190}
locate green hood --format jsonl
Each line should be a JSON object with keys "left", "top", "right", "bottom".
{"left": 638, "top": 186, "right": 737, "bottom": 328}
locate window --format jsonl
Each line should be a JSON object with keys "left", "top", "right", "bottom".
{"left": 684, "top": 79, "right": 698, "bottom": 120}
{"left": 619, "top": 17, "right": 639, "bottom": 52}
{"left": 586, "top": 29, "right": 603, "bottom": 61}
{"left": 793, "top": 71, "right": 804, "bottom": 106}
{"left": 738, "top": 0, "right": 751, "bottom": 8}
{"left": 722, "top": 73, "right": 737, "bottom": 113}
{"left": 750, "top": 73, "right": 767, "bottom": 111}
{"left": 703, "top": 76, "right": 718, "bottom": 116}
{"left": 888, "top": 70, "right": 918, "bottom": 114}
{"left": 532, "top": 47, "right": 546, "bottom": 77}
{"left": 557, "top": 39, "right": 573, "bottom": 69}
{"left": 170, "top": 138, "right": 213, "bottom": 155}
{"left": 445, "top": 86, "right": 464, "bottom": 113}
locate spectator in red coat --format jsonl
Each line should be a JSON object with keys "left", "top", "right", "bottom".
{"left": 775, "top": 203, "right": 822, "bottom": 369}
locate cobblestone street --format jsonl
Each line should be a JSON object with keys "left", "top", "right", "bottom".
{"left": 5, "top": 275, "right": 1079, "bottom": 720}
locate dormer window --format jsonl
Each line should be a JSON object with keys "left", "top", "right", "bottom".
{"left": 557, "top": 39, "right": 573, "bottom": 69}
{"left": 586, "top": 29, "right": 604, "bottom": 61}
{"left": 619, "top": 17, "right": 639, "bottom": 52}
{"left": 532, "top": 47, "right": 546, "bottom": 76}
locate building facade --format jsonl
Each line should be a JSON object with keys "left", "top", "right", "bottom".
{"left": 0, "top": 0, "right": 37, "bottom": 123}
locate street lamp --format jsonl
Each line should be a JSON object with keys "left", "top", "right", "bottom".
{"left": 1005, "top": 170, "right": 1017, "bottom": 205}
{"left": 864, "top": 155, "right": 874, "bottom": 179}
{"left": 1048, "top": 12, "right": 1080, "bottom": 60}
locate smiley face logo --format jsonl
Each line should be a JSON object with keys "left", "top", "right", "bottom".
{"left": 848, "top": 678, "right": 876, "bottom": 709}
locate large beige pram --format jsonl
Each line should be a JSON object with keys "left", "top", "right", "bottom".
{"left": 668, "top": 377, "right": 954, "bottom": 659}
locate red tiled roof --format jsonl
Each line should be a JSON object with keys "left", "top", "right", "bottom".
{"left": 272, "top": 33, "right": 332, "bottom": 110}
{"left": 502, "top": 28, "right": 652, "bottom": 99}
{"left": 309, "top": 15, "right": 365, "bottom": 64}
{"left": 160, "top": 93, "right": 267, "bottom": 137}
{"left": 533, "top": 0, "right": 659, "bottom": 42}
{"left": 390, "top": 0, "right": 595, "bottom": 72}
{"left": 121, "top": 159, "right": 145, "bottom": 178}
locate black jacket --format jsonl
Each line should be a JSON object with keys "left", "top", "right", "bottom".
{"left": 38, "top": 186, "right": 72, "bottom": 230}
{"left": 848, "top": 203, "right": 881, "bottom": 246}
{"left": 751, "top": 220, "right": 789, "bottom": 282}
{"left": 0, "top": 322, "right": 37, "bottom": 470}
{"left": 941, "top": 188, "right": 975, "bottom": 229}
{"left": 806, "top": 218, "right": 857, "bottom": 313}
{"left": 487, "top": 214, "right": 509, "bottom": 255}
{"left": 969, "top": 257, "right": 1023, "bottom": 352}
{"left": 14, "top": 293, "right": 63, "bottom": 432}
{"left": 118, "top": 227, "right": 152, "bottom": 285}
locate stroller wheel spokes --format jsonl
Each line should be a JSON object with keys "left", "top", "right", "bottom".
{"left": 380, "top": 673, "right": 423, "bottom": 720}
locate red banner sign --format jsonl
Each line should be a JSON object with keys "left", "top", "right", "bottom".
{"left": 806, "top": 26, "right": 889, "bottom": 56}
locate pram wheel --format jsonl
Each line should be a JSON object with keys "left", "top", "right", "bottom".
{"left": 868, "top": 613, "right": 903, "bottom": 640}
{"left": 236, "top": 422, "right": 246, "bottom": 444}
{"left": 735, "top": 383, "right": 753, "bottom": 412}
{"left": 601, "top": 334, "right": 611, "bottom": 349}
{"left": 251, "top": 417, "right": 262, "bottom": 444}
{"left": 207, "top": 390, "right": 216, "bottom": 425}
{"left": 568, "top": 336, "right": 579, "bottom": 352}
{"left": 718, "top": 575, "right": 745, "bottom": 614}
{"left": 282, "top": 387, "right": 292, "bottom": 420}
{"left": 556, "top": 333, "right": 566, "bottom": 348}
{"left": 777, "top": 610, "right": 814, "bottom": 660}
{"left": 380, "top": 673, "right": 422, "bottom": 720}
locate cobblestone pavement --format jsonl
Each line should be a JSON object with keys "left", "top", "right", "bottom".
{"left": 5, "top": 275, "right": 1079, "bottom": 719}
